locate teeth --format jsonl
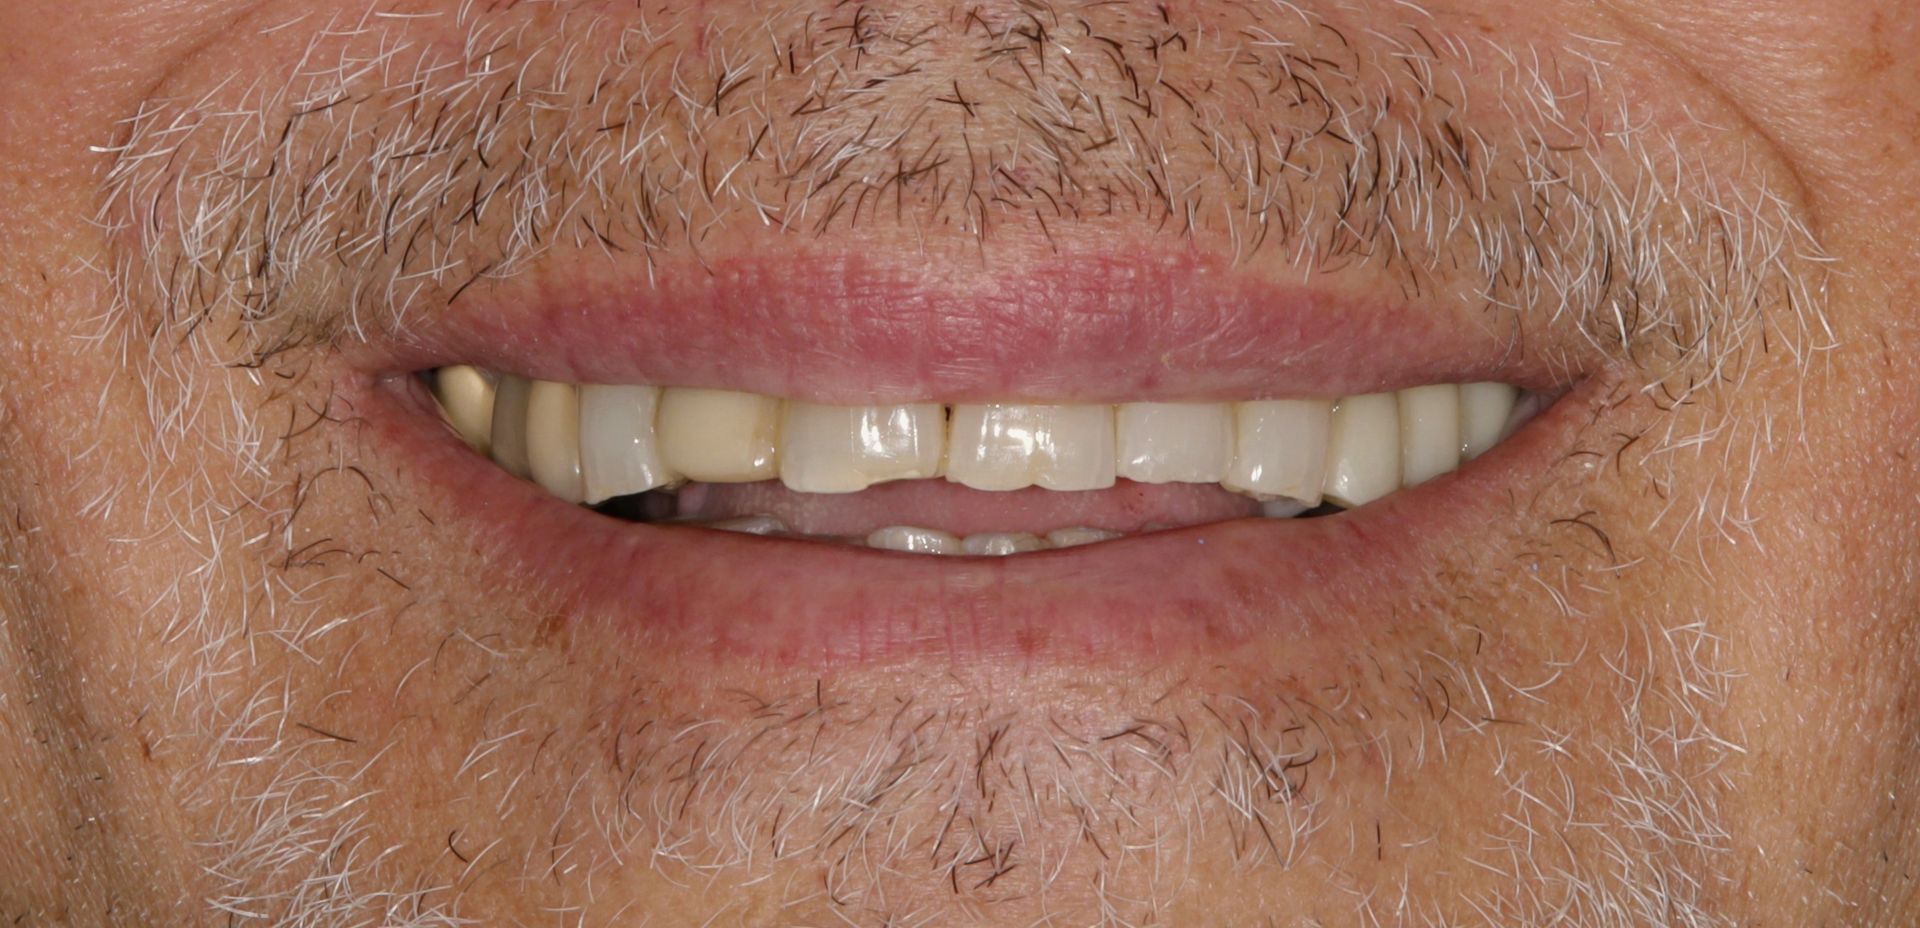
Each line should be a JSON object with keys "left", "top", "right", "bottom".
{"left": 1261, "top": 499, "right": 1312, "bottom": 518}
{"left": 433, "top": 365, "right": 496, "bottom": 454}
{"left": 781, "top": 403, "right": 945, "bottom": 493}
{"left": 526, "top": 380, "right": 587, "bottom": 503}
{"left": 961, "top": 532, "right": 1049, "bottom": 556}
{"left": 1397, "top": 384, "right": 1462, "bottom": 486}
{"left": 1115, "top": 403, "right": 1235, "bottom": 484}
{"left": 1460, "top": 382, "right": 1520, "bottom": 459}
{"left": 1046, "top": 526, "right": 1122, "bottom": 548}
{"left": 488, "top": 375, "right": 535, "bottom": 479}
{"left": 1224, "top": 400, "right": 1332, "bottom": 504}
{"left": 438, "top": 368, "right": 1534, "bottom": 525}
{"left": 947, "top": 404, "right": 1116, "bottom": 492}
{"left": 656, "top": 388, "right": 782, "bottom": 482}
{"left": 580, "top": 384, "right": 678, "bottom": 504}
{"left": 708, "top": 515, "right": 787, "bottom": 536}
{"left": 867, "top": 525, "right": 962, "bottom": 554}
{"left": 1322, "top": 393, "right": 1402, "bottom": 508}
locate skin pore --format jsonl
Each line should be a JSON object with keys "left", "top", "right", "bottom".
{"left": 1, "top": 0, "right": 1918, "bottom": 925}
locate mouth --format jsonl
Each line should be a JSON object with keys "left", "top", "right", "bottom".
{"left": 362, "top": 247, "right": 1584, "bottom": 665}
{"left": 429, "top": 368, "right": 1543, "bottom": 552}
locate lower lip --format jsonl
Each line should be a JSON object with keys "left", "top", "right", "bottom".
{"left": 360, "top": 373, "right": 1587, "bottom": 668}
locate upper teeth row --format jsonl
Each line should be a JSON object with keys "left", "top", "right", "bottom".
{"left": 430, "top": 366, "right": 1522, "bottom": 509}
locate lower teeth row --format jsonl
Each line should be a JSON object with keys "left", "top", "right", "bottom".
{"left": 685, "top": 498, "right": 1344, "bottom": 554}
{"left": 703, "top": 517, "right": 1125, "bottom": 555}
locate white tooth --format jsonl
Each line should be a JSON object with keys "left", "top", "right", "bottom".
{"left": 1460, "top": 382, "right": 1520, "bottom": 459}
{"left": 489, "top": 375, "right": 534, "bottom": 479}
{"left": 1040, "top": 406, "right": 1117, "bottom": 490}
{"left": 867, "top": 525, "right": 962, "bottom": 554}
{"left": 1261, "top": 499, "right": 1312, "bottom": 518}
{"left": 656, "top": 388, "right": 782, "bottom": 482}
{"left": 945, "top": 405, "right": 1029, "bottom": 490}
{"left": 580, "top": 384, "right": 679, "bottom": 504}
{"left": 961, "top": 532, "right": 1049, "bottom": 556}
{"left": 946, "top": 404, "right": 1116, "bottom": 492}
{"left": 1115, "top": 403, "right": 1234, "bottom": 484}
{"left": 780, "top": 402, "right": 945, "bottom": 493}
{"left": 526, "top": 380, "right": 587, "bottom": 504}
{"left": 1397, "top": 384, "right": 1463, "bottom": 486}
{"left": 1322, "top": 393, "right": 1401, "bottom": 508}
{"left": 433, "top": 365, "right": 496, "bottom": 454}
{"left": 1045, "top": 526, "right": 1123, "bottom": 548}
{"left": 708, "top": 515, "right": 787, "bottom": 536}
{"left": 1223, "top": 399, "right": 1332, "bottom": 504}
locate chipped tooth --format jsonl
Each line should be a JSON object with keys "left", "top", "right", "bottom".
{"left": 656, "top": 388, "right": 781, "bottom": 482}
{"left": 1397, "top": 384, "right": 1463, "bottom": 486}
{"left": 526, "top": 380, "right": 587, "bottom": 503}
{"left": 961, "top": 532, "right": 1049, "bottom": 556}
{"left": 781, "top": 402, "right": 945, "bottom": 494}
{"left": 580, "top": 384, "right": 678, "bottom": 504}
{"left": 947, "top": 404, "right": 1116, "bottom": 492}
{"left": 1322, "top": 393, "right": 1401, "bottom": 508}
{"left": 433, "top": 365, "right": 496, "bottom": 454}
{"left": 867, "top": 525, "right": 962, "bottom": 554}
{"left": 1115, "top": 403, "right": 1234, "bottom": 484}
{"left": 943, "top": 405, "right": 1025, "bottom": 490}
{"left": 1224, "top": 400, "right": 1332, "bottom": 504}
{"left": 1261, "top": 499, "right": 1312, "bottom": 519}
{"left": 489, "top": 375, "right": 535, "bottom": 479}
{"left": 708, "top": 515, "right": 787, "bottom": 536}
{"left": 1045, "top": 526, "right": 1122, "bottom": 548}
{"left": 1460, "top": 382, "right": 1520, "bottom": 459}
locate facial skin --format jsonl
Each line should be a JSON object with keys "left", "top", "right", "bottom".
{"left": 2, "top": 0, "right": 1918, "bottom": 924}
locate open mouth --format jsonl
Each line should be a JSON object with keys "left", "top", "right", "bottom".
{"left": 427, "top": 368, "right": 1545, "bottom": 554}
{"left": 354, "top": 249, "right": 1589, "bottom": 664}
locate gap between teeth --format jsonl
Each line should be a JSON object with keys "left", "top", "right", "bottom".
{"left": 431, "top": 369, "right": 1527, "bottom": 547}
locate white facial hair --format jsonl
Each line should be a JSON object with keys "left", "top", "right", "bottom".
{"left": 68, "top": 0, "right": 1831, "bottom": 924}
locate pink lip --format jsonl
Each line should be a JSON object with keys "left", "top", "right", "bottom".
{"left": 355, "top": 374, "right": 1593, "bottom": 670}
{"left": 349, "top": 247, "right": 1593, "bottom": 668}
{"left": 371, "top": 245, "right": 1564, "bottom": 404}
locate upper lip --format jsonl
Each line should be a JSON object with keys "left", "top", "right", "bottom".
{"left": 348, "top": 242, "right": 1595, "bottom": 668}
{"left": 367, "top": 243, "right": 1579, "bottom": 403}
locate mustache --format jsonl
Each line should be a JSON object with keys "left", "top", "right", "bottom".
{"left": 94, "top": 0, "right": 1826, "bottom": 390}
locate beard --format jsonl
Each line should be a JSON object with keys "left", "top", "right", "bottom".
{"left": 121, "top": 391, "right": 1744, "bottom": 926}
{"left": 75, "top": 0, "right": 1825, "bottom": 924}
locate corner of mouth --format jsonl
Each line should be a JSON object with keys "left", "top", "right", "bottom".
{"left": 348, "top": 250, "right": 1593, "bottom": 665}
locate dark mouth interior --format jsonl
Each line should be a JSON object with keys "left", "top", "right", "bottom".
{"left": 588, "top": 482, "right": 1350, "bottom": 528}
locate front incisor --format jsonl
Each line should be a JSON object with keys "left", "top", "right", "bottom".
{"left": 780, "top": 402, "right": 945, "bottom": 493}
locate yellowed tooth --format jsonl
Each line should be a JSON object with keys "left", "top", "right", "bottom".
{"left": 433, "top": 365, "right": 496, "bottom": 454}
{"left": 656, "top": 388, "right": 782, "bottom": 482}
{"left": 1224, "top": 399, "right": 1332, "bottom": 504}
{"left": 1460, "top": 382, "right": 1520, "bottom": 459}
{"left": 961, "top": 532, "right": 1049, "bottom": 556}
{"left": 1322, "top": 393, "right": 1401, "bottom": 508}
{"left": 1115, "top": 403, "right": 1234, "bottom": 484}
{"left": 580, "top": 384, "right": 677, "bottom": 503}
{"left": 780, "top": 402, "right": 945, "bottom": 493}
{"left": 946, "top": 404, "right": 1115, "bottom": 491}
{"left": 526, "top": 380, "right": 586, "bottom": 503}
{"left": 1046, "top": 526, "right": 1123, "bottom": 548}
{"left": 489, "top": 375, "right": 534, "bottom": 479}
{"left": 1397, "top": 384, "right": 1462, "bottom": 486}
